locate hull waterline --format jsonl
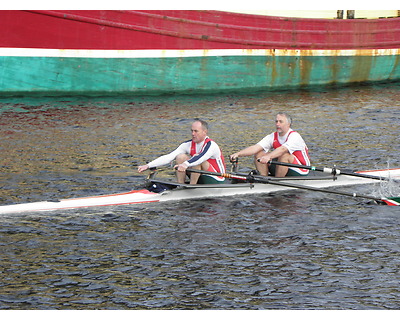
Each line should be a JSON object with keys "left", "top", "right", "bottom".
{"left": 1, "top": 168, "right": 399, "bottom": 214}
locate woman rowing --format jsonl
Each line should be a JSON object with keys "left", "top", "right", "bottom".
{"left": 230, "top": 112, "right": 311, "bottom": 177}
{"left": 138, "top": 118, "right": 226, "bottom": 184}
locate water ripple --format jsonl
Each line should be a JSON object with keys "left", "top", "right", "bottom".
{"left": 1, "top": 84, "right": 400, "bottom": 309}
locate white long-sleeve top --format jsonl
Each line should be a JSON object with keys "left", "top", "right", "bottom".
{"left": 146, "top": 137, "right": 225, "bottom": 173}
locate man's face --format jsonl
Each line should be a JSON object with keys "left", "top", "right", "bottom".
{"left": 191, "top": 121, "right": 207, "bottom": 143}
{"left": 275, "top": 114, "right": 290, "bottom": 136}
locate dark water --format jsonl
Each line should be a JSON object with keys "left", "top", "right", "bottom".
{"left": 1, "top": 84, "right": 400, "bottom": 309}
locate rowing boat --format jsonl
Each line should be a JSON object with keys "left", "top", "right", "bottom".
{"left": 1, "top": 166, "right": 399, "bottom": 214}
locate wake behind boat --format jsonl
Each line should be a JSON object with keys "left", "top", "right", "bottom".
{"left": 1, "top": 166, "right": 400, "bottom": 214}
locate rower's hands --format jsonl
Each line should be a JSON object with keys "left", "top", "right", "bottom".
{"left": 230, "top": 152, "right": 240, "bottom": 162}
{"left": 174, "top": 163, "right": 188, "bottom": 172}
{"left": 257, "top": 155, "right": 272, "bottom": 164}
{"left": 138, "top": 165, "right": 149, "bottom": 173}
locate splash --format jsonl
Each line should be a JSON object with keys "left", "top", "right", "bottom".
{"left": 373, "top": 160, "right": 400, "bottom": 199}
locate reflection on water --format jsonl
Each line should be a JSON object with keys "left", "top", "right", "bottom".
{"left": 0, "top": 83, "right": 400, "bottom": 309}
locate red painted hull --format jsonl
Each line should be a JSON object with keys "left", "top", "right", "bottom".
{"left": 2, "top": 10, "right": 400, "bottom": 50}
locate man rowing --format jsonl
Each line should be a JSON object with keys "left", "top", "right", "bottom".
{"left": 230, "top": 112, "right": 310, "bottom": 177}
{"left": 138, "top": 118, "right": 226, "bottom": 184}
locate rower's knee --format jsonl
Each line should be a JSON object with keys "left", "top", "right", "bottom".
{"left": 254, "top": 151, "right": 268, "bottom": 175}
{"left": 254, "top": 150, "right": 267, "bottom": 162}
{"left": 200, "top": 161, "right": 210, "bottom": 171}
{"left": 176, "top": 153, "right": 190, "bottom": 164}
{"left": 278, "top": 153, "right": 293, "bottom": 163}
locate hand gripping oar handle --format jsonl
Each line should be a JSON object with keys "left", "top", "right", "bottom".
{"left": 186, "top": 168, "right": 400, "bottom": 206}
{"left": 266, "top": 160, "right": 392, "bottom": 181}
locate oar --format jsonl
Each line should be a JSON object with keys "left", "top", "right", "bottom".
{"left": 266, "top": 160, "right": 394, "bottom": 181}
{"left": 186, "top": 168, "right": 400, "bottom": 206}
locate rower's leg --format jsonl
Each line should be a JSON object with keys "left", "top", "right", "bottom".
{"left": 254, "top": 151, "right": 269, "bottom": 176}
{"left": 275, "top": 153, "right": 295, "bottom": 177}
{"left": 189, "top": 161, "right": 210, "bottom": 184}
{"left": 175, "top": 154, "right": 190, "bottom": 183}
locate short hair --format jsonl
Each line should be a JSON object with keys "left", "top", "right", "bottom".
{"left": 276, "top": 112, "right": 292, "bottom": 126}
{"left": 193, "top": 118, "right": 208, "bottom": 130}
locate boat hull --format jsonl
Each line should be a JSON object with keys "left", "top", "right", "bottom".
{"left": 1, "top": 10, "right": 400, "bottom": 96}
{"left": 1, "top": 49, "right": 400, "bottom": 96}
{"left": 1, "top": 168, "right": 399, "bottom": 214}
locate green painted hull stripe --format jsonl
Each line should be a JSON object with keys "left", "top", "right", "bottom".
{"left": 1, "top": 55, "right": 399, "bottom": 95}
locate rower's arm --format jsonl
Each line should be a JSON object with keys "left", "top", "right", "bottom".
{"left": 231, "top": 144, "right": 263, "bottom": 159}
{"left": 257, "top": 145, "right": 289, "bottom": 164}
{"left": 267, "top": 145, "right": 289, "bottom": 159}
{"left": 146, "top": 143, "right": 187, "bottom": 168}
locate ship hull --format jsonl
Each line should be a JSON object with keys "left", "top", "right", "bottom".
{"left": 1, "top": 10, "right": 400, "bottom": 96}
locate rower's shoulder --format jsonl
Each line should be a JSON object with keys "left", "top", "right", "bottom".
{"left": 180, "top": 139, "right": 192, "bottom": 145}
{"left": 288, "top": 129, "right": 303, "bottom": 137}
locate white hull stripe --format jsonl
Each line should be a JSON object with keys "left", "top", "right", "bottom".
{"left": 1, "top": 48, "right": 399, "bottom": 59}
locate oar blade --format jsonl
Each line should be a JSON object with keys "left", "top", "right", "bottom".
{"left": 379, "top": 197, "right": 400, "bottom": 206}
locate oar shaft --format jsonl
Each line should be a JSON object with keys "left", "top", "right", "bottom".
{"left": 261, "top": 177, "right": 381, "bottom": 201}
{"left": 186, "top": 168, "right": 249, "bottom": 181}
{"left": 268, "top": 160, "right": 390, "bottom": 181}
{"left": 186, "top": 168, "right": 388, "bottom": 203}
